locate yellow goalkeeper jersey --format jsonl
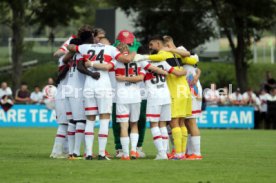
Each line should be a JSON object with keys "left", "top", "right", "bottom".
{"left": 148, "top": 50, "right": 197, "bottom": 118}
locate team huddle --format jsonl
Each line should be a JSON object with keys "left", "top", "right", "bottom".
{"left": 50, "top": 25, "right": 203, "bottom": 160}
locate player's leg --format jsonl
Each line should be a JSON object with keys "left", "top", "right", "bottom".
{"left": 117, "top": 104, "right": 130, "bottom": 160}
{"left": 184, "top": 119, "right": 193, "bottom": 156}
{"left": 185, "top": 118, "right": 202, "bottom": 160}
{"left": 70, "top": 97, "right": 86, "bottom": 158}
{"left": 129, "top": 103, "right": 141, "bottom": 159}
{"left": 180, "top": 118, "right": 188, "bottom": 157}
{"left": 137, "top": 99, "right": 147, "bottom": 157}
{"left": 112, "top": 103, "right": 123, "bottom": 157}
{"left": 50, "top": 99, "right": 68, "bottom": 158}
{"left": 170, "top": 118, "right": 183, "bottom": 159}
{"left": 65, "top": 97, "right": 76, "bottom": 159}
{"left": 159, "top": 104, "right": 171, "bottom": 159}
{"left": 97, "top": 94, "right": 112, "bottom": 160}
{"left": 84, "top": 97, "right": 98, "bottom": 160}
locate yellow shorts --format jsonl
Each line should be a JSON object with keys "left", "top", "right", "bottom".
{"left": 171, "top": 95, "right": 192, "bottom": 118}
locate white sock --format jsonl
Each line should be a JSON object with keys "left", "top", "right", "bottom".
{"left": 67, "top": 123, "right": 76, "bottom": 155}
{"left": 73, "top": 122, "right": 85, "bottom": 156}
{"left": 130, "top": 133, "right": 139, "bottom": 152}
{"left": 187, "top": 134, "right": 193, "bottom": 155}
{"left": 98, "top": 119, "right": 109, "bottom": 156}
{"left": 120, "top": 137, "right": 130, "bottom": 156}
{"left": 160, "top": 127, "right": 169, "bottom": 154}
{"left": 151, "top": 127, "right": 165, "bottom": 154}
{"left": 167, "top": 125, "right": 174, "bottom": 150}
{"left": 52, "top": 124, "right": 67, "bottom": 154}
{"left": 191, "top": 136, "right": 201, "bottom": 156}
{"left": 85, "top": 120, "right": 95, "bottom": 156}
{"left": 63, "top": 135, "right": 69, "bottom": 154}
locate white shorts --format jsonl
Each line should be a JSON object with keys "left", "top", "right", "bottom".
{"left": 55, "top": 99, "right": 68, "bottom": 124}
{"left": 84, "top": 97, "right": 112, "bottom": 115}
{"left": 65, "top": 97, "right": 72, "bottom": 120}
{"left": 116, "top": 103, "right": 141, "bottom": 123}
{"left": 68, "top": 97, "right": 86, "bottom": 121}
{"left": 186, "top": 97, "right": 202, "bottom": 119}
{"left": 146, "top": 104, "right": 171, "bottom": 122}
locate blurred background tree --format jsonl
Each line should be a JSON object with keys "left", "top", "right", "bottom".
{"left": 111, "top": 0, "right": 276, "bottom": 91}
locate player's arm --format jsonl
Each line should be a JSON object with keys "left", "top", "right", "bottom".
{"left": 53, "top": 49, "right": 66, "bottom": 57}
{"left": 171, "top": 68, "right": 187, "bottom": 77}
{"left": 62, "top": 52, "right": 74, "bottom": 64}
{"left": 84, "top": 58, "right": 114, "bottom": 71}
{"left": 56, "top": 64, "right": 69, "bottom": 85}
{"left": 163, "top": 47, "right": 190, "bottom": 57}
{"left": 77, "top": 60, "right": 100, "bottom": 80}
{"left": 181, "top": 55, "right": 199, "bottom": 65}
{"left": 192, "top": 68, "right": 201, "bottom": 85}
{"left": 116, "top": 74, "right": 145, "bottom": 83}
{"left": 116, "top": 52, "right": 136, "bottom": 63}
{"left": 147, "top": 65, "right": 168, "bottom": 76}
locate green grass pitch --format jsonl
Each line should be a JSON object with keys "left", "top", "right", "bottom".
{"left": 0, "top": 128, "right": 275, "bottom": 183}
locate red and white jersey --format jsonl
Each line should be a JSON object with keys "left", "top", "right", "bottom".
{"left": 140, "top": 61, "right": 173, "bottom": 105}
{"left": 56, "top": 55, "right": 70, "bottom": 100}
{"left": 109, "top": 66, "right": 117, "bottom": 102}
{"left": 76, "top": 43, "right": 121, "bottom": 90}
{"left": 59, "top": 35, "right": 77, "bottom": 52}
{"left": 115, "top": 61, "right": 146, "bottom": 104}
{"left": 66, "top": 53, "right": 86, "bottom": 98}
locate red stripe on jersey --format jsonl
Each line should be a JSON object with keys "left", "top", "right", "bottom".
{"left": 68, "top": 131, "right": 75, "bottom": 135}
{"left": 59, "top": 47, "right": 66, "bottom": 52}
{"left": 146, "top": 114, "right": 160, "bottom": 117}
{"left": 192, "top": 110, "right": 201, "bottom": 114}
{"left": 98, "top": 134, "right": 108, "bottom": 138}
{"left": 168, "top": 67, "right": 174, "bottom": 73}
{"left": 85, "top": 107, "right": 98, "bottom": 111}
{"left": 66, "top": 112, "right": 72, "bottom": 115}
{"left": 144, "top": 73, "right": 156, "bottom": 81}
{"left": 104, "top": 55, "right": 113, "bottom": 62}
{"left": 115, "top": 53, "right": 122, "bottom": 60}
{"left": 144, "top": 63, "right": 151, "bottom": 70}
{"left": 85, "top": 132, "right": 94, "bottom": 135}
{"left": 107, "top": 61, "right": 115, "bottom": 69}
{"left": 76, "top": 129, "right": 85, "bottom": 133}
{"left": 116, "top": 114, "right": 129, "bottom": 118}
{"left": 58, "top": 65, "right": 66, "bottom": 71}
{"left": 153, "top": 135, "right": 162, "bottom": 140}
{"left": 56, "top": 134, "right": 66, "bottom": 138}
{"left": 162, "top": 136, "right": 169, "bottom": 139}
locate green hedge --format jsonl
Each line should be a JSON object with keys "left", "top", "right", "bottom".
{"left": 199, "top": 62, "right": 276, "bottom": 91}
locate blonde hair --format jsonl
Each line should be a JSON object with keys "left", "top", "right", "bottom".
{"left": 163, "top": 35, "right": 174, "bottom": 44}
{"left": 116, "top": 42, "right": 129, "bottom": 53}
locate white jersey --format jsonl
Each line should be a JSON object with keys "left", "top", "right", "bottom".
{"left": 115, "top": 61, "right": 146, "bottom": 104}
{"left": 259, "top": 93, "right": 270, "bottom": 112}
{"left": 59, "top": 35, "right": 77, "bottom": 52}
{"left": 109, "top": 67, "right": 116, "bottom": 103}
{"left": 76, "top": 43, "right": 120, "bottom": 91}
{"left": 183, "top": 64, "right": 202, "bottom": 98}
{"left": 56, "top": 56, "right": 70, "bottom": 100}
{"left": 139, "top": 61, "right": 172, "bottom": 105}
{"left": 65, "top": 53, "right": 86, "bottom": 98}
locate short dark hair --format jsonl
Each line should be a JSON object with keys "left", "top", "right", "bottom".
{"left": 78, "top": 24, "right": 93, "bottom": 43}
{"left": 149, "top": 35, "right": 164, "bottom": 43}
{"left": 21, "top": 82, "right": 27, "bottom": 86}
{"left": 93, "top": 28, "right": 106, "bottom": 37}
